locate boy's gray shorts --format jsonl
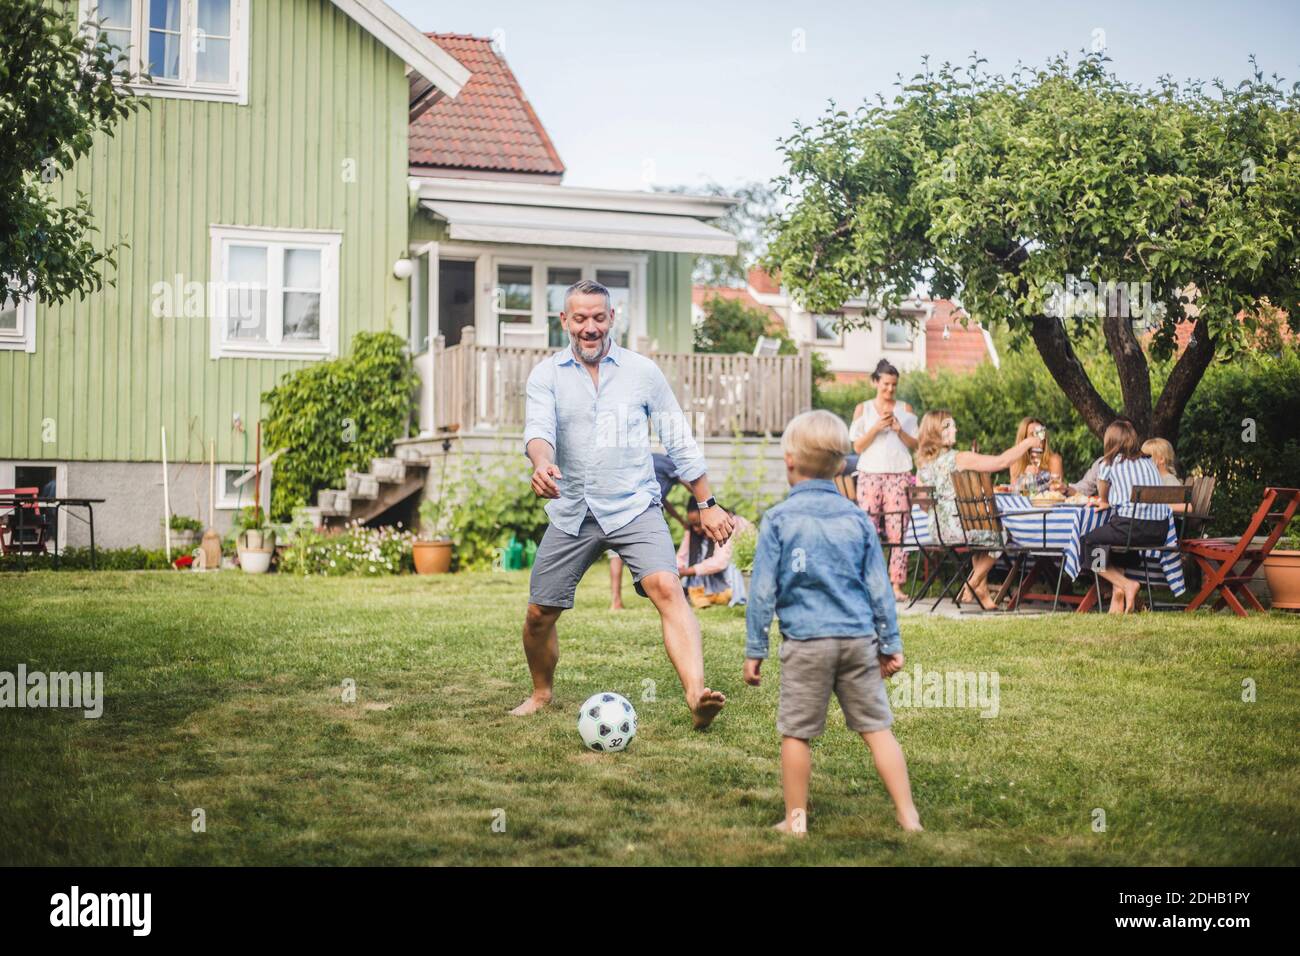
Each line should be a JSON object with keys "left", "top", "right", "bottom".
{"left": 777, "top": 636, "right": 893, "bottom": 739}
{"left": 529, "top": 507, "right": 678, "bottom": 608}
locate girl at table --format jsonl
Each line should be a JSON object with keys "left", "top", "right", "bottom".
{"left": 1140, "top": 437, "right": 1182, "bottom": 486}
{"left": 915, "top": 409, "right": 1044, "bottom": 610}
{"left": 1081, "top": 420, "right": 1172, "bottom": 613}
{"left": 1009, "top": 417, "right": 1065, "bottom": 494}
{"left": 849, "top": 359, "right": 919, "bottom": 601}
{"left": 676, "top": 500, "right": 751, "bottom": 608}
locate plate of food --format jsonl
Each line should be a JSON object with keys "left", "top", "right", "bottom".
{"left": 1029, "top": 490, "right": 1067, "bottom": 508}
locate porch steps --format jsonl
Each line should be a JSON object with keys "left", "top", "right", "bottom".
{"left": 314, "top": 452, "right": 430, "bottom": 529}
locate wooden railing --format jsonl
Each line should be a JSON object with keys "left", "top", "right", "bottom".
{"left": 432, "top": 326, "right": 812, "bottom": 437}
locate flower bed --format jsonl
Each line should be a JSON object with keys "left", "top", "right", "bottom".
{"left": 278, "top": 522, "right": 415, "bottom": 576}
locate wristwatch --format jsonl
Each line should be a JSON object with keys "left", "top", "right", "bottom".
{"left": 695, "top": 496, "right": 717, "bottom": 510}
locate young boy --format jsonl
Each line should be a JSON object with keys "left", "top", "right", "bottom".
{"left": 744, "top": 409, "right": 922, "bottom": 834}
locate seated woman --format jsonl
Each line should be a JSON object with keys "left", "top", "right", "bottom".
{"left": 1009, "top": 417, "right": 1065, "bottom": 495}
{"left": 677, "top": 500, "right": 751, "bottom": 608}
{"left": 1081, "top": 420, "right": 1172, "bottom": 614}
{"left": 1140, "top": 438, "right": 1182, "bottom": 486}
{"left": 915, "top": 410, "right": 1044, "bottom": 610}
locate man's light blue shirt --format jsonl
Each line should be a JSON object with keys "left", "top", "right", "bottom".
{"left": 522, "top": 341, "right": 707, "bottom": 536}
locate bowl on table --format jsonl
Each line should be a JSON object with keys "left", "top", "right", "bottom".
{"left": 1029, "top": 491, "right": 1067, "bottom": 508}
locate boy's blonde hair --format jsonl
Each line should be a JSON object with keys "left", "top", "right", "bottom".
{"left": 1141, "top": 437, "right": 1178, "bottom": 475}
{"left": 781, "top": 409, "right": 850, "bottom": 479}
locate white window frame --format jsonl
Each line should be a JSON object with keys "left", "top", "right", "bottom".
{"left": 811, "top": 313, "right": 843, "bottom": 348}
{"left": 883, "top": 311, "right": 919, "bottom": 350}
{"left": 209, "top": 225, "right": 342, "bottom": 361}
{"left": 474, "top": 247, "right": 647, "bottom": 349}
{"left": 80, "top": 0, "right": 250, "bottom": 105}
{"left": 214, "top": 462, "right": 271, "bottom": 511}
{"left": 0, "top": 292, "right": 37, "bottom": 353}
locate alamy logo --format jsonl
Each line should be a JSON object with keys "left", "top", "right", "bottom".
{"left": 889, "top": 666, "right": 1000, "bottom": 717}
{"left": 0, "top": 665, "right": 104, "bottom": 718}
{"left": 50, "top": 886, "right": 151, "bottom": 936}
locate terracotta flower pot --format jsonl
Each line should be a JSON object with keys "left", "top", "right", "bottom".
{"left": 1262, "top": 550, "right": 1300, "bottom": 610}
{"left": 413, "top": 540, "right": 453, "bottom": 574}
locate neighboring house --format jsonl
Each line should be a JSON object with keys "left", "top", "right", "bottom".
{"left": 1, "top": 17, "right": 766, "bottom": 548}
{"left": 692, "top": 268, "right": 997, "bottom": 382}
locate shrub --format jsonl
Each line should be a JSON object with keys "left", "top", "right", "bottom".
{"left": 167, "top": 514, "right": 203, "bottom": 533}
{"left": 1179, "top": 347, "right": 1300, "bottom": 535}
{"left": 262, "top": 332, "right": 418, "bottom": 521}
{"left": 0, "top": 547, "right": 173, "bottom": 571}
{"left": 446, "top": 455, "right": 549, "bottom": 571}
{"left": 731, "top": 524, "right": 758, "bottom": 572}
{"left": 278, "top": 523, "right": 415, "bottom": 576}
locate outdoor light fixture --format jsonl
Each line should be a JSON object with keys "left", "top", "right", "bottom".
{"left": 393, "top": 257, "right": 414, "bottom": 280}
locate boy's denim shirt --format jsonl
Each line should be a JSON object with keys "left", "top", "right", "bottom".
{"left": 744, "top": 478, "right": 902, "bottom": 660}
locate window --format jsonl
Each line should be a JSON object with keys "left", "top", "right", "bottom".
{"left": 812, "top": 314, "right": 842, "bottom": 346}
{"left": 884, "top": 316, "right": 914, "bottom": 348}
{"left": 215, "top": 463, "right": 268, "bottom": 510}
{"left": 0, "top": 290, "right": 36, "bottom": 353}
{"left": 84, "top": 0, "right": 247, "bottom": 103}
{"left": 210, "top": 226, "right": 340, "bottom": 360}
{"left": 546, "top": 267, "right": 581, "bottom": 347}
{"left": 495, "top": 265, "right": 533, "bottom": 326}
{"left": 597, "top": 269, "right": 632, "bottom": 346}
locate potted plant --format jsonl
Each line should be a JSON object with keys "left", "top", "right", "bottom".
{"left": 233, "top": 505, "right": 275, "bottom": 574}
{"left": 1263, "top": 518, "right": 1300, "bottom": 610}
{"left": 414, "top": 496, "right": 454, "bottom": 574}
{"left": 165, "top": 513, "right": 203, "bottom": 552}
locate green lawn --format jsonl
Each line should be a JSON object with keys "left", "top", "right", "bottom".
{"left": 1, "top": 567, "right": 1297, "bottom": 866}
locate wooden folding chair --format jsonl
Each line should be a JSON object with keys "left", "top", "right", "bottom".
{"left": 1095, "top": 484, "right": 1192, "bottom": 612}
{"left": 903, "top": 484, "right": 953, "bottom": 608}
{"left": 0, "top": 487, "right": 50, "bottom": 559}
{"left": 1182, "top": 475, "right": 1217, "bottom": 540}
{"left": 1182, "top": 486, "right": 1300, "bottom": 615}
{"left": 832, "top": 473, "right": 857, "bottom": 500}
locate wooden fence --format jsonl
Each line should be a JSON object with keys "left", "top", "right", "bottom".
{"left": 431, "top": 327, "right": 812, "bottom": 437}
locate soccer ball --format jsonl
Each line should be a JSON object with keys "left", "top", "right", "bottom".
{"left": 577, "top": 692, "right": 637, "bottom": 753}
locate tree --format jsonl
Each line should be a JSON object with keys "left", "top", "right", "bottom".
{"left": 765, "top": 53, "right": 1300, "bottom": 442}
{"left": 1, "top": 0, "right": 142, "bottom": 303}
{"left": 656, "top": 181, "right": 778, "bottom": 286}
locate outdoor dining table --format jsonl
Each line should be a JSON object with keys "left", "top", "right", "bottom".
{"left": 907, "top": 493, "right": 1186, "bottom": 611}
{"left": 0, "top": 497, "right": 107, "bottom": 569}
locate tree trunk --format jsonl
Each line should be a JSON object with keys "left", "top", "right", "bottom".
{"left": 1102, "top": 313, "right": 1153, "bottom": 436}
{"left": 1027, "top": 316, "right": 1117, "bottom": 439}
{"left": 1151, "top": 316, "right": 1216, "bottom": 445}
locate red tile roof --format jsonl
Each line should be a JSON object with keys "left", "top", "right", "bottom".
{"left": 411, "top": 34, "right": 565, "bottom": 178}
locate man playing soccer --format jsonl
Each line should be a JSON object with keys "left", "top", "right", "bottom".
{"left": 512, "top": 279, "right": 733, "bottom": 729}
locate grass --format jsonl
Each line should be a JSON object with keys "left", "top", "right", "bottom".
{"left": 1, "top": 566, "right": 1297, "bottom": 866}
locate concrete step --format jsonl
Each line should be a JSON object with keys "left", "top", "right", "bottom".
{"left": 317, "top": 489, "right": 351, "bottom": 516}
{"left": 345, "top": 471, "right": 380, "bottom": 500}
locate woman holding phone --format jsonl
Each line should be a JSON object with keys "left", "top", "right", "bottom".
{"left": 849, "top": 359, "right": 919, "bottom": 601}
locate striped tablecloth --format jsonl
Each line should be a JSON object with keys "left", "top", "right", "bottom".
{"left": 906, "top": 494, "right": 1185, "bottom": 595}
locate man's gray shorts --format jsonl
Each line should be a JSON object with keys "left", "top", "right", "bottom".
{"left": 529, "top": 506, "right": 678, "bottom": 608}
{"left": 777, "top": 636, "right": 893, "bottom": 739}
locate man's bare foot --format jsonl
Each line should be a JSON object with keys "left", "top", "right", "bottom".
{"left": 610, "top": 602, "right": 624, "bottom": 612}
{"left": 689, "top": 688, "right": 726, "bottom": 729}
{"left": 509, "top": 692, "right": 552, "bottom": 716}
{"left": 897, "top": 809, "right": 924, "bottom": 831}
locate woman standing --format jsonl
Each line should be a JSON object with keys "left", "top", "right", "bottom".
{"left": 914, "top": 409, "right": 1043, "bottom": 610}
{"left": 849, "top": 360, "right": 919, "bottom": 601}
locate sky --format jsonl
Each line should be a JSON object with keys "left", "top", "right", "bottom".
{"left": 390, "top": 0, "right": 1300, "bottom": 192}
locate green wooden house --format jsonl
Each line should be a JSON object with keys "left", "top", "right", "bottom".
{"left": 0, "top": 6, "right": 770, "bottom": 550}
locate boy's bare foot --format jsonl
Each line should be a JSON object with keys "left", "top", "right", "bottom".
{"left": 509, "top": 692, "right": 552, "bottom": 716}
{"left": 689, "top": 688, "right": 726, "bottom": 729}
{"left": 771, "top": 818, "right": 807, "bottom": 837}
